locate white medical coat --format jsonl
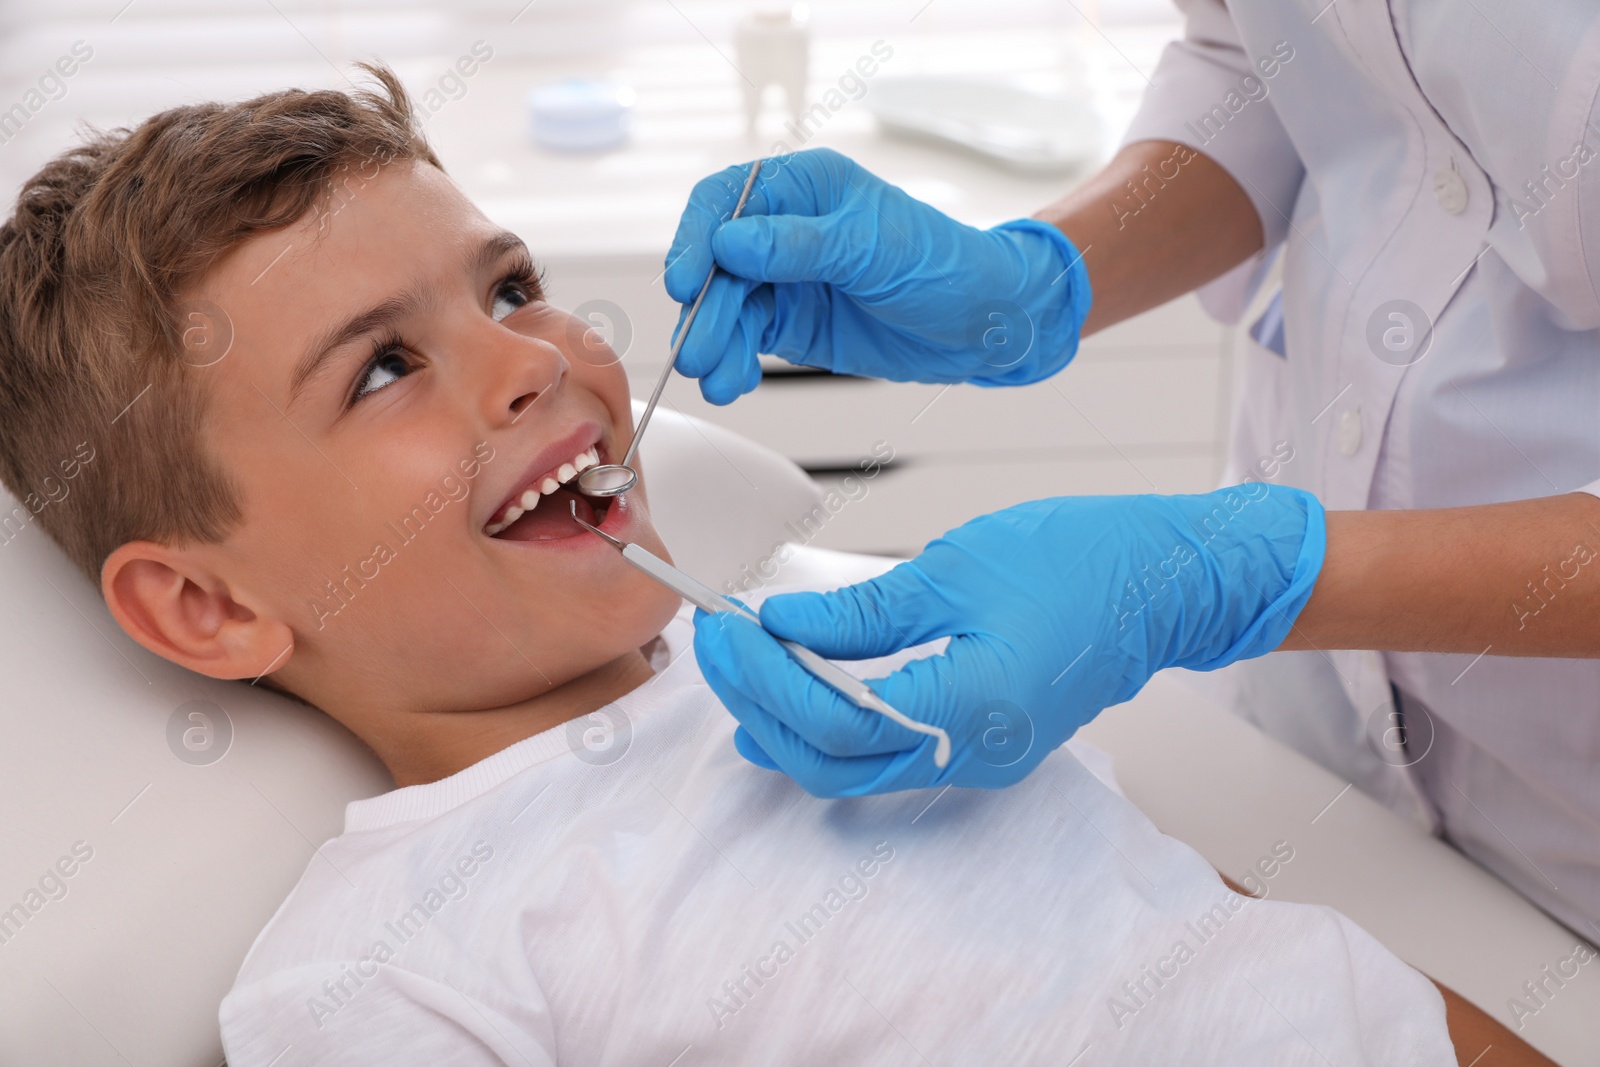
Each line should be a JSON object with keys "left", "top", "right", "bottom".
{"left": 1122, "top": 0, "right": 1600, "bottom": 936}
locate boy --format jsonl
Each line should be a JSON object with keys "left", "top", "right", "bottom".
{"left": 0, "top": 64, "right": 1539, "bottom": 1065}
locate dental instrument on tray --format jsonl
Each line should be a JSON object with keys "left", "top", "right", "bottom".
{"left": 576, "top": 157, "right": 767, "bottom": 500}
{"left": 569, "top": 502, "right": 952, "bottom": 768}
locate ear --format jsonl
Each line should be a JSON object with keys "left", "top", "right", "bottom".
{"left": 101, "top": 540, "right": 295, "bottom": 682}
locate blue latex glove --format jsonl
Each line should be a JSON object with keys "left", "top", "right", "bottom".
{"left": 664, "top": 148, "right": 1092, "bottom": 404}
{"left": 693, "top": 483, "right": 1327, "bottom": 796}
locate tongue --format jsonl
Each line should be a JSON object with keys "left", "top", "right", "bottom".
{"left": 497, "top": 486, "right": 600, "bottom": 541}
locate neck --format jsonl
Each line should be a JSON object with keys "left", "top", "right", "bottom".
{"left": 364, "top": 644, "right": 660, "bottom": 788}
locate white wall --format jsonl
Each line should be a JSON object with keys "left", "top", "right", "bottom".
{"left": 0, "top": 0, "right": 1236, "bottom": 558}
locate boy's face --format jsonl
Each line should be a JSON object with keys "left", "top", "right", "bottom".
{"left": 184, "top": 158, "right": 681, "bottom": 725}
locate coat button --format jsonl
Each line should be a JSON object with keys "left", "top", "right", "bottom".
{"left": 1434, "top": 164, "right": 1469, "bottom": 215}
{"left": 1338, "top": 407, "right": 1362, "bottom": 456}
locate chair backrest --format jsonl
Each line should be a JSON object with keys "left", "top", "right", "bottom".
{"left": 0, "top": 401, "right": 821, "bottom": 1067}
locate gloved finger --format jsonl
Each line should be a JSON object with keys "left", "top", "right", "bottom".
{"left": 742, "top": 342, "right": 765, "bottom": 396}
{"left": 732, "top": 725, "right": 780, "bottom": 770}
{"left": 693, "top": 610, "right": 931, "bottom": 759}
{"left": 758, "top": 561, "right": 956, "bottom": 659}
{"left": 710, "top": 212, "right": 881, "bottom": 288}
{"left": 740, "top": 147, "right": 870, "bottom": 219}
{"left": 703, "top": 653, "right": 926, "bottom": 798}
{"left": 671, "top": 269, "right": 754, "bottom": 378}
{"left": 665, "top": 163, "right": 761, "bottom": 303}
{"left": 694, "top": 285, "right": 776, "bottom": 406}
{"left": 869, "top": 635, "right": 1064, "bottom": 779}
{"left": 668, "top": 148, "right": 886, "bottom": 297}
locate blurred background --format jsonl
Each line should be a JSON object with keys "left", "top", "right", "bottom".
{"left": 0, "top": 0, "right": 1233, "bottom": 558}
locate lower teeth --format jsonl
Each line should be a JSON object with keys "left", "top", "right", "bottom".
{"left": 490, "top": 486, "right": 609, "bottom": 538}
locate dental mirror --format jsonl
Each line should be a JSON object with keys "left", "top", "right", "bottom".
{"left": 576, "top": 157, "right": 766, "bottom": 500}
{"left": 575, "top": 463, "right": 638, "bottom": 497}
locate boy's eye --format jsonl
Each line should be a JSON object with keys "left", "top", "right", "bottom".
{"left": 345, "top": 264, "right": 541, "bottom": 409}
{"left": 351, "top": 345, "right": 412, "bottom": 404}
{"left": 491, "top": 279, "right": 533, "bottom": 323}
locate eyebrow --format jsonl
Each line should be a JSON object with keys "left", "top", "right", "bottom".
{"left": 286, "top": 229, "right": 531, "bottom": 409}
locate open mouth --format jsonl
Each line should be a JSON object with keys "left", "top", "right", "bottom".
{"left": 485, "top": 443, "right": 612, "bottom": 542}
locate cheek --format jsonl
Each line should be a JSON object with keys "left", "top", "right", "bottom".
{"left": 633, "top": 563, "right": 688, "bottom": 632}
{"left": 240, "top": 447, "right": 476, "bottom": 637}
{"left": 446, "top": 555, "right": 682, "bottom": 705}
{"left": 534, "top": 306, "right": 635, "bottom": 434}
{"left": 542, "top": 564, "right": 683, "bottom": 663}
{"left": 587, "top": 564, "right": 686, "bottom": 672}
{"left": 571, "top": 347, "right": 635, "bottom": 435}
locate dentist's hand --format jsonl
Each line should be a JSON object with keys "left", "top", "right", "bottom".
{"left": 693, "top": 484, "right": 1326, "bottom": 796}
{"left": 665, "top": 148, "right": 1092, "bottom": 404}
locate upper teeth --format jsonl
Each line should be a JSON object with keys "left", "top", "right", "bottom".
{"left": 485, "top": 447, "right": 599, "bottom": 536}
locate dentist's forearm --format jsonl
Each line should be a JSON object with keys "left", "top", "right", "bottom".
{"left": 1032, "top": 140, "right": 1263, "bottom": 337}
{"left": 1277, "top": 492, "right": 1600, "bottom": 657}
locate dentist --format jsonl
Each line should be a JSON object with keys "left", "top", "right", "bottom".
{"left": 672, "top": 0, "right": 1600, "bottom": 934}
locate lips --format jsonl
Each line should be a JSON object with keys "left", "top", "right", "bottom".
{"left": 483, "top": 428, "right": 601, "bottom": 537}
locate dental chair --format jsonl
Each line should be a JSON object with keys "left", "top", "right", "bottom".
{"left": 0, "top": 405, "right": 1593, "bottom": 1065}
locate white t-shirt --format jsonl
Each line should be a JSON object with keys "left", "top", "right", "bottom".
{"left": 219, "top": 596, "right": 1454, "bottom": 1066}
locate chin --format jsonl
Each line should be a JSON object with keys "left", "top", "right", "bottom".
{"left": 624, "top": 564, "right": 690, "bottom": 639}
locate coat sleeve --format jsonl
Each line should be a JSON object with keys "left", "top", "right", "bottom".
{"left": 1118, "top": 0, "right": 1306, "bottom": 322}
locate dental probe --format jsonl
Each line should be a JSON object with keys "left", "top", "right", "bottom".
{"left": 569, "top": 502, "right": 952, "bottom": 768}
{"left": 576, "top": 157, "right": 768, "bottom": 500}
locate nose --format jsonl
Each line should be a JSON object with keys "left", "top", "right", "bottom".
{"left": 482, "top": 330, "right": 566, "bottom": 427}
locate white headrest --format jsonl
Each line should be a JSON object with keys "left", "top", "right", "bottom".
{"left": 0, "top": 401, "right": 820, "bottom": 1066}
